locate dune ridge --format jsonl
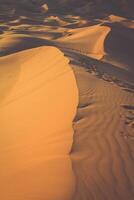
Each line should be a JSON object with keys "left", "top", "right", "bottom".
{"left": 0, "top": 1, "right": 134, "bottom": 199}
{"left": 0, "top": 46, "right": 78, "bottom": 200}
{"left": 56, "top": 25, "right": 111, "bottom": 59}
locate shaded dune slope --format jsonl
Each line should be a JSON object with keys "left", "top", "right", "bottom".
{"left": 0, "top": 34, "right": 53, "bottom": 56}
{"left": 71, "top": 65, "right": 134, "bottom": 200}
{"left": 104, "top": 24, "right": 134, "bottom": 71}
{"left": 1, "top": 17, "right": 134, "bottom": 70}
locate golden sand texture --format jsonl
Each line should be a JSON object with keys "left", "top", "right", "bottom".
{"left": 0, "top": 46, "right": 78, "bottom": 200}
{"left": 71, "top": 64, "right": 134, "bottom": 200}
{"left": 56, "top": 25, "right": 111, "bottom": 59}
{"left": 0, "top": 1, "right": 134, "bottom": 198}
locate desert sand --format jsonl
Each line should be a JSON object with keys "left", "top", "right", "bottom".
{"left": 0, "top": 1, "right": 134, "bottom": 200}
{"left": 0, "top": 46, "right": 78, "bottom": 200}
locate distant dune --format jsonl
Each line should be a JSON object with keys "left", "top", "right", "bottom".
{"left": 0, "top": 1, "right": 134, "bottom": 200}
{"left": 56, "top": 25, "right": 111, "bottom": 59}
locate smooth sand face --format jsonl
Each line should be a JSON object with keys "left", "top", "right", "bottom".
{"left": 56, "top": 25, "right": 111, "bottom": 59}
{"left": 0, "top": 46, "right": 78, "bottom": 200}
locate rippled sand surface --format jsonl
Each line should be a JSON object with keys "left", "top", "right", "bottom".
{"left": 0, "top": 1, "right": 134, "bottom": 200}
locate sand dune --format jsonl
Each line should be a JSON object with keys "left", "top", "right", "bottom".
{"left": 56, "top": 25, "right": 111, "bottom": 59}
{"left": 0, "top": 1, "right": 134, "bottom": 199}
{"left": 71, "top": 62, "right": 134, "bottom": 200}
{"left": 55, "top": 15, "right": 134, "bottom": 200}
{"left": 103, "top": 24, "right": 134, "bottom": 71}
{"left": 0, "top": 46, "right": 78, "bottom": 200}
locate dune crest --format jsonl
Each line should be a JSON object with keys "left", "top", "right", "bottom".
{"left": 0, "top": 46, "right": 78, "bottom": 200}
{"left": 0, "top": 0, "right": 134, "bottom": 199}
{"left": 56, "top": 25, "right": 111, "bottom": 59}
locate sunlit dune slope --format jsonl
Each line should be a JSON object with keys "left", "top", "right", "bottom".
{"left": 55, "top": 17, "right": 134, "bottom": 71}
{"left": 56, "top": 25, "right": 110, "bottom": 59}
{"left": 0, "top": 46, "right": 78, "bottom": 200}
{"left": 0, "top": 0, "right": 134, "bottom": 198}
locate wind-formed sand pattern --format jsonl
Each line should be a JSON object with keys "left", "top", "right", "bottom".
{"left": 0, "top": 1, "right": 134, "bottom": 200}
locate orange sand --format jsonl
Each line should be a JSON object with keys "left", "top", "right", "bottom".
{"left": 0, "top": 1, "right": 134, "bottom": 199}
{"left": 0, "top": 46, "right": 78, "bottom": 200}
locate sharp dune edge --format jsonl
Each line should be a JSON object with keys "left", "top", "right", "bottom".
{"left": 56, "top": 25, "right": 111, "bottom": 59}
{"left": 0, "top": 1, "right": 134, "bottom": 200}
{"left": 0, "top": 46, "right": 78, "bottom": 200}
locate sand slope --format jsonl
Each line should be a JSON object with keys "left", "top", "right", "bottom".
{"left": 0, "top": 46, "right": 78, "bottom": 200}
{"left": 56, "top": 25, "right": 111, "bottom": 59}
{"left": 0, "top": 1, "right": 134, "bottom": 199}
{"left": 71, "top": 63, "right": 134, "bottom": 200}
